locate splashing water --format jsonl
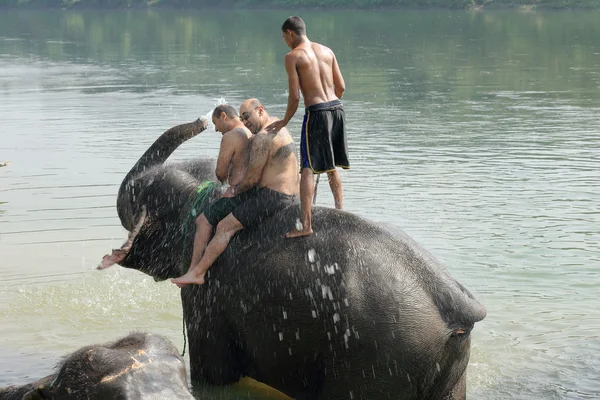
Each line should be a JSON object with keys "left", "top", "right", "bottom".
{"left": 204, "top": 97, "right": 230, "bottom": 131}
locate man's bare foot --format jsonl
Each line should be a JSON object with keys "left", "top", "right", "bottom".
{"left": 171, "top": 270, "right": 206, "bottom": 288}
{"left": 285, "top": 228, "right": 313, "bottom": 239}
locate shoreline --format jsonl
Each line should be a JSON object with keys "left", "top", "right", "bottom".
{"left": 1, "top": 4, "right": 599, "bottom": 12}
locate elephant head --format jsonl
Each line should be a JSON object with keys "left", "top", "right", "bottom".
{"left": 0, "top": 333, "right": 194, "bottom": 400}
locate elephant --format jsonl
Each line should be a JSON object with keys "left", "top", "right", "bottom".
{"left": 100, "top": 117, "right": 487, "bottom": 400}
{"left": 0, "top": 332, "right": 194, "bottom": 400}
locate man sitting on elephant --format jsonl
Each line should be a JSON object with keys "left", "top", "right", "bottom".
{"left": 171, "top": 98, "right": 300, "bottom": 287}
{"left": 184, "top": 104, "right": 253, "bottom": 277}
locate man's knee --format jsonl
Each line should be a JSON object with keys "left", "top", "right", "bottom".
{"left": 195, "top": 213, "right": 212, "bottom": 229}
{"left": 301, "top": 168, "right": 314, "bottom": 178}
{"left": 327, "top": 170, "right": 341, "bottom": 184}
{"left": 215, "top": 215, "right": 242, "bottom": 239}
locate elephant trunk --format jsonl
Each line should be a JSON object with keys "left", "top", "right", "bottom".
{"left": 117, "top": 118, "right": 208, "bottom": 231}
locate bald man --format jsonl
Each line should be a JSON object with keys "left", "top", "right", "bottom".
{"left": 171, "top": 99, "right": 299, "bottom": 287}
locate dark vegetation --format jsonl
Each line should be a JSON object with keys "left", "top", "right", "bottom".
{"left": 1, "top": 0, "right": 599, "bottom": 10}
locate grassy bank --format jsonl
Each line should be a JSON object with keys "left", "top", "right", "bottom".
{"left": 1, "top": 0, "right": 600, "bottom": 10}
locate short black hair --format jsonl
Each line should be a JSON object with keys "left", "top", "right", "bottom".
{"left": 281, "top": 16, "right": 306, "bottom": 36}
{"left": 212, "top": 104, "right": 238, "bottom": 119}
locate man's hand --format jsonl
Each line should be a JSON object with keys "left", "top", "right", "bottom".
{"left": 222, "top": 186, "right": 235, "bottom": 198}
{"left": 265, "top": 119, "right": 287, "bottom": 133}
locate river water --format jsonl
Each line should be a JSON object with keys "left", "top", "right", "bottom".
{"left": 0, "top": 8, "right": 599, "bottom": 399}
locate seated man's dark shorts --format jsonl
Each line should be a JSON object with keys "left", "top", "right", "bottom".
{"left": 232, "top": 187, "right": 298, "bottom": 228}
{"left": 300, "top": 99, "right": 350, "bottom": 173}
{"left": 203, "top": 187, "right": 259, "bottom": 227}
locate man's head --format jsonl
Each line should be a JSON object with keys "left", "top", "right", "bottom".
{"left": 239, "top": 98, "right": 269, "bottom": 134}
{"left": 212, "top": 104, "right": 239, "bottom": 134}
{"left": 281, "top": 16, "right": 306, "bottom": 49}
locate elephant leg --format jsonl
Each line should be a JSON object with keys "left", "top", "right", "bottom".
{"left": 98, "top": 206, "right": 147, "bottom": 270}
{"left": 184, "top": 291, "right": 245, "bottom": 386}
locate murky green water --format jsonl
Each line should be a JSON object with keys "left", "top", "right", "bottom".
{"left": 1, "top": 8, "right": 599, "bottom": 399}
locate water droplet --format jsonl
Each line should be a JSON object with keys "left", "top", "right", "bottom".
{"left": 307, "top": 248, "right": 316, "bottom": 263}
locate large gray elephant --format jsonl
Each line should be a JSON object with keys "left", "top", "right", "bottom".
{"left": 101, "top": 118, "right": 487, "bottom": 400}
{"left": 0, "top": 332, "right": 194, "bottom": 400}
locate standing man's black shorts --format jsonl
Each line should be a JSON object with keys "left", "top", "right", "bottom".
{"left": 300, "top": 99, "right": 350, "bottom": 174}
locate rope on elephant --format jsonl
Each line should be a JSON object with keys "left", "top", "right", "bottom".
{"left": 313, "top": 174, "right": 320, "bottom": 204}
{"left": 184, "top": 180, "right": 217, "bottom": 233}
{"left": 181, "top": 315, "right": 187, "bottom": 357}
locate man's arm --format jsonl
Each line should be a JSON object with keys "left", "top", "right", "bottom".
{"left": 266, "top": 53, "right": 300, "bottom": 132}
{"left": 215, "top": 133, "right": 235, "bottom": 184}
{"left": 233, "top": 135, "right": 270, "bottom": 194}
{"left": 332, "top": 52, "right": 345, "bottom": 99}
{"left": 281, "top": 52, "right": 301, "bottom": 124}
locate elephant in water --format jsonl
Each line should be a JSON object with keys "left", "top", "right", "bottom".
{"left": 0, "top": 332, "right": 193, "bottom": 400}
{"left": 99, "top": 118, "right": 487, "bottom": 399}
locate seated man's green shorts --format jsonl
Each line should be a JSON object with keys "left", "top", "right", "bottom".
{"left": 203, "top": 187, "right": 259, "bottom": 227}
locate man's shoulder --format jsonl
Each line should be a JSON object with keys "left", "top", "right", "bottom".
{"left": 310, "top": 41, "right": 332, "bottom": 53}
{"left": 253, "top": 131, "right": 271, "bottom": 142}
{"left": 285, "top": 49, "right": 302, "bottom": 62}
{"left": 224, "top": 127, "right": 251, "bottom": 139}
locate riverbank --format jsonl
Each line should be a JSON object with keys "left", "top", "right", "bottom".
{"left": 1, "top": 0, "right": 599, "bottom": 11}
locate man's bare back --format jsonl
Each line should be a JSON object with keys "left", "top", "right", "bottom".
{"left": 236, "top": 102, "right": 299, "bottom": 197}
{"left": 254, "top": 126, "right": 299, "bottom": 196}
{"left": 289, "top": 41, "right": 342, "bottom": 107}
{"left": 218, "top": 127, "right": 252, "bottom": 186}
{"left": 215, "top": 122, "right": 252, "bottom": 188}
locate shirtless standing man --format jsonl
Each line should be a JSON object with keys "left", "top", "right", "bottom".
{"left": 266, "top": 16, "right": 349, "bottom": 238}
{"left": 184, "top": 104, "right": 252, "bottom": 276}
{"left": 171, "top": 99, "right": 299, "bottom": 287}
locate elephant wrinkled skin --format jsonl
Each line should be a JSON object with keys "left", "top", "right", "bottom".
{"left": 0, "top": 333, "right": 193, "bottom": 400}
{"left": 102, "top": 118, "right": 487, "bottom": 400}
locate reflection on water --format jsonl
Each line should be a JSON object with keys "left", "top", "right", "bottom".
{"left": 1, "top": 8, "right": 600, "bottom": 400}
